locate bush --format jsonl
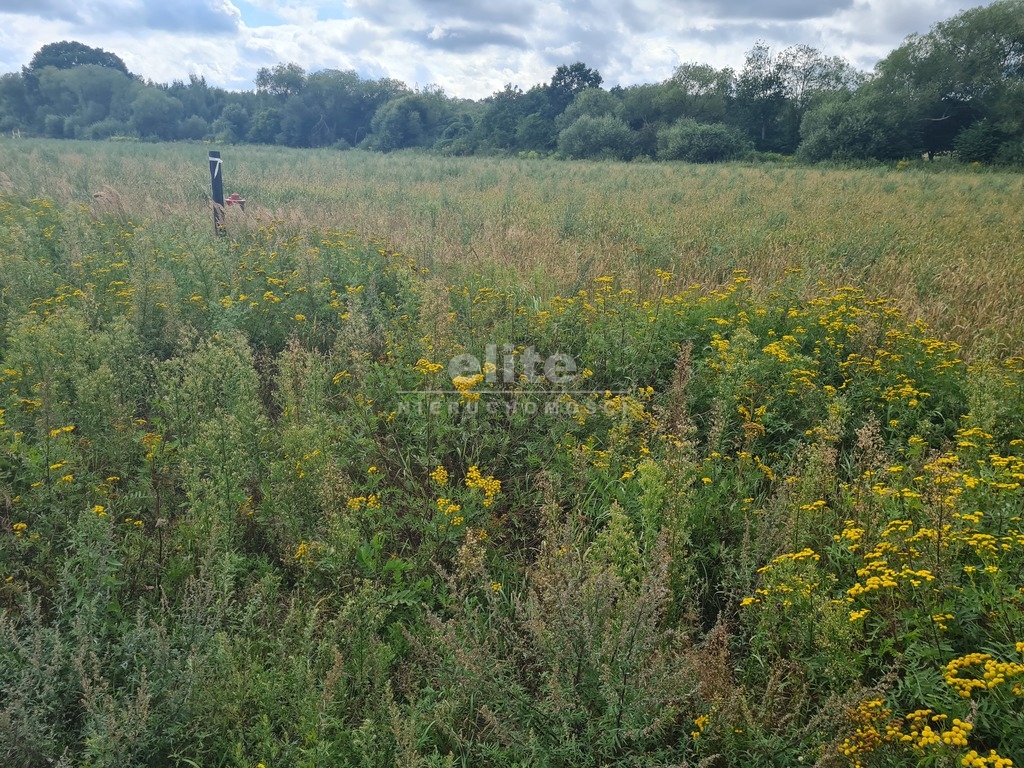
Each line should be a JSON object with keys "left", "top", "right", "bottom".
{"left": 79, "top": 118, "right": 134, "bottom": 140}
{"left": 177, "top": 115, "right": 209, "bottom": 141}
{"left": 953, "top": 119, "right": 1004, "bottom": 163}
{"left": 557, "top": 114, "right": 638, "bottom": 160}
{"left": 656, "top": 119, "right": 752, "bottom": 163}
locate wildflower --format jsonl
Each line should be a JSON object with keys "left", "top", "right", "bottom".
{"left": 93, "top": 504, "right": 106, "bottom": 517}
{"left": 691, "top": 714, "right": 709, "bottom": 740}
{"left": 414, "top": 358, "right": 444, "bottom": 375}
{"left": 429, "top": 465, "right": 449, "bottom": 486}
{"left": 452, "top": 374, "right": 484, "bottom": 402}
{"left": 436, "top": 498, "right": 460, "bottom": 516}
{"left": 12, "top": 522, "right": 27, "bottom": 537}
{"left": 465, "top": 466, "right": 501, "bottom": 506}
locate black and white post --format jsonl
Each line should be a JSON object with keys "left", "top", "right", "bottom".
{"left": 209, "top": 150, "right": 225, "bottom": 235}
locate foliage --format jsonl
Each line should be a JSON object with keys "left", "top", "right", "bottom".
{"left": 557, "top": 114, "right": 638, "bottom": 160}
{"left": 2, "top": 164, "right": 1024, "bottom": 766}
{"left": 657, "top": 119, "right": 753, "bottom": 162}
{"left": 26, "top": 40, "right": 131, "bottom": 76}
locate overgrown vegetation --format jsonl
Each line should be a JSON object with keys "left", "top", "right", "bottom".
{"left": 2, "top": 145, "right": 1024, "bottom": 766}
{"left": 1, "top": 0, "right": 1023, "bottom": 165}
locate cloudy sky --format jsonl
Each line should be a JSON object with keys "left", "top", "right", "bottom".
{"left": 0, "top": 0, "right": 983, "bottom": 98}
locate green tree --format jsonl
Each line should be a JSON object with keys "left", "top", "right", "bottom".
{"left": 734, "top": 42, "right": 788, "bottom": 151}
{"left": 368, "top": 90, "right": 452, "bottom": 152}
{"left": 667, "top": 62, "right": 734, "bottom": 123}
{"left": 555, "top": 88, "right": 622, "bottom": 131}
{"left": 556, "top": 114, "right": 637, "bottom": 160}
{"left": 130, "top": 89, "right": 184, "bottom": 140}
{"left": 547, "top": 62, "right": 603, "bottom": 118}
{"left": 514, "top": 112, "right": 557, "bottom": 152}
{"left": 168, "top": 74, "right": 228, "bottom": 126}
{"left": 0, "top": 73, "right": 30, "bottom": 132}
{"left": 26, "top": 41, "right": 130, "bottom": 75}
{"left": 797, "top": 90, "right": 898, "bottom": 162}
{"left": 247, "top": 107, "right": 283, "bottom": 144}
{"left": 775, "top": 45, "right": 864, "bottom": 151}
{"left": 616, "top": 81, "right": 692, "bottom": 156}
{"left": 177, "top": 114, "right": 209, "bottom": 140}
{"left": 30, "top": 65, "right": 138, "bottom": 138}
{"left": 657, "top": 119, "right": 752, "bottom": 162}
{"left": 211, "top": 102, "right": 250, "bottom": 144}
{"left": 953, "top": 119, "right": 1004, "bottom": 163}
{"left": 476, "top": 84, "right": 548, "bottom": 151}
{"left": 255, "top": 63, "right": 306, "bottom": 99}
{"left": 857, "top": 0, "right": 1024, "bottom": 161}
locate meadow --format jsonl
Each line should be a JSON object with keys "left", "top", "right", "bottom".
{"left": 1, "top": 139, "right": 1024, "bottom": 767}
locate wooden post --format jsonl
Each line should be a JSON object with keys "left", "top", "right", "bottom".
{"left": 209, "top": 150, "right": 225, "bottom": 235}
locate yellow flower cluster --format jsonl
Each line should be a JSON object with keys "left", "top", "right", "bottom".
{"left": 436, "top": 497, "right": 461, "bottom": 517}
{"left": 962, "top": 749, "right": 1014, "bottom": 768}
{"left": 742, "top": 548, "right": 822, "bottom": 609}
{"left": 839, "top": 699, "right": 890, "bottom": 766}
{"left": 347, "top": 495, "right": 381, "bottom": 510}
{"left": 690, "top": 713, "right": 709, "bottom": 740}
{"left": 759, "top": 548, "right": 820, "bottom": 569}
{"left": 452, "top": 373, "right": 484, "bottom": 402}
{"left": 844, "top": 519, "right": 938, "bottom": 598}
{"left": 842, "top": 701, "right": 986, "bottom": 766}
{"left": 943, "top": 652, "right": 1024, "bottom": 698}
{"left": 429, "top": 465, "right": 449, "bottom": 486}
{"left": 436, "top": 497, "right": 464, "bottom": 527}
{"left": 465, "top": 466, "right": 501, "bottom": 507}
{"left": 414, "top": 358, "right": 444, "bottom": 375}
{"left": 294, "top": 540, "right": 321, "bottom": 563}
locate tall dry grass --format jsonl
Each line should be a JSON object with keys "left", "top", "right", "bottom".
{"left": 2, "top": 138, "right": 1022, "bottom": 351}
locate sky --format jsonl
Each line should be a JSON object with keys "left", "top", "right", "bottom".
{"left": 0, "top": 0, "right": 985, "bottom": 99}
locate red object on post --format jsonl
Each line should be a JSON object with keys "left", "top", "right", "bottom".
{"left": 225, "top": 192, "right": 246, "bottom": 211}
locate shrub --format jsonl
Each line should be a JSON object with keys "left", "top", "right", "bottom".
{"left": 557, "top": 115, "right": 638, "bottom": 160}
{"left": 657, "top": 119, "right": 752, "bottom": 163}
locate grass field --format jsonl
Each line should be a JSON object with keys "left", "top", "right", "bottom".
{"left": 2, "top": 140, "right": 1024, "bottom": 349}
{"left": 2, "top": 140, "right": 1024, "bottom": 767}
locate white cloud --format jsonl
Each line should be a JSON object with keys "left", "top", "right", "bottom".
{"left": 0, "top": 0, "right": 992, "bottom": 98}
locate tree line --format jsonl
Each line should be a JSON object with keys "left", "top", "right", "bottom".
{"left": 0, "top": 0, "right": 1021, "bottom": 164}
